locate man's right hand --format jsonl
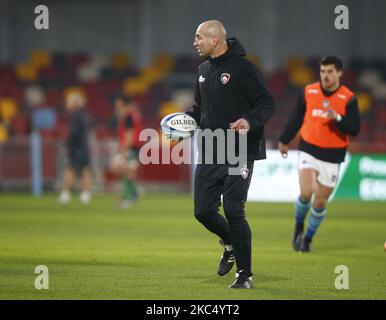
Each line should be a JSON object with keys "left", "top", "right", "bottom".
{"left": 278, "top": 142, "right": 289, "bottom": 159}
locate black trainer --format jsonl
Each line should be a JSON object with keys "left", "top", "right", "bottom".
{"left": 229, "top": 270, "right": 253, "bottom": 289}
{"left": 217, "top": 240, "right": 235, "bottom": 276}
{"left": 292, "top": 223, "right": 304, "bottom": 252}
{"left": 300, "top": 236, "right": 312, "bottom": 253}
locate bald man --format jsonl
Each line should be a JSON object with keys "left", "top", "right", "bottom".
{"left": 58, "top": 91, "right": 92, "bottom": 205}
{"left": 188, "top": 21, "right": 275, "bottom": 289}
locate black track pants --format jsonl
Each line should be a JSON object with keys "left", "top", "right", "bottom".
{"left": 194, "top": 162, "right": 254, "bottom": 276}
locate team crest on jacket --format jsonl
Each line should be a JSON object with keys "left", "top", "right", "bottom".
{"left": 241, "top": 167, "right": 249, "bottom": 179}
{"left": 322, "top": 100, "right": 330, "bottom": 108}
{"left": 221, "top": 73, "right": 231, "bottom": 84}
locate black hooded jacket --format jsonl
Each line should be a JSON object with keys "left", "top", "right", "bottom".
{"left": 188, "top": 38, "right": 275, "bottom": 161}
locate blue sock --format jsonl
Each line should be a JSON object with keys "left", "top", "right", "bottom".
{"left": 295, "top": 196, "right": 311, "bottom": 225}
{"left": 305, "top": 207, "right": 327, "bottom": 240}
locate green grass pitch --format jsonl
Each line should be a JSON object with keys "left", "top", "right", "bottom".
{"left": 0, "top": 193, "right": 385, "bottom": 300}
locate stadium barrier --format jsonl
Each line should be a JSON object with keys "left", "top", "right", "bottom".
{"left": 0, "top": 135, "right": 190, "bottom": 193}
{"left": 247, "top": 150, "right": 386, "bottom": 202}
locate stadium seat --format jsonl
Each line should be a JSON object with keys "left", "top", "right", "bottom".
{"left": 267, "top": 70, "right": 288, "bottom": 98}
{"left": 122, "top": 77, "right": 149, "bottom": 96}
{"left": 0, "top": 50, "right": 384, "bottom": 157}
{"left": 358, "top": 69, "right": 381, "bottom": 89}
{"left": 375, "top": 108, "right": 386, "bottom": 125}
{"left": 0, "top": 98, "right": 18, "bottom": 122}
{"left": 373, "top": 83, "right": 386, "bottom": 100}
{"left": 289, "top": 66, "right": 314, "bottom": 88}
{"left": 70, "top": 52, "right": 89, "bottom": 68}
{"left": 152, "top": 53, "right": 174, "bottom": 73}
{"left": 286, "top": 57, "right": 305, "bottom": 73}
{"left": 45, "top": 88, "right": 63, "bottom": 107}
{"left": 342, "top": 71, "right": 358, "bottom": 89}
{"left": 246, "top": 54, "right": 260, "bottom": 68}
{"left": 141, "top": 67, "right": 164, "bottom": 86}
{"left": 15, "top": 62, "right": 39, "bottom": 82}
{"left": 0, "top": 123, "right": 9, "bottom": 143}
{"left": 77, "top": 63, "right": 100, "bottom": 82}
{"left": 24, "top": 85, "right": 46, "bottom": 107}
{"left": 10, "top": 115, "right": 30, "bottom": 135}
{"left": 30, "top": 49, "right": 52, "bottom": 69}
{"left": 158, "top": 101, "right": 181, "bottom": 119}
{"left": 111, "top": 53, "right": 131, "bottom": 71}
{"left": 356, "top": 92, "right": 372, "bottom": 114}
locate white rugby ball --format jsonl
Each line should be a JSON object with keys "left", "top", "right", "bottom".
{"left": 160, "top": 112, "right": 197, "bottom": 141}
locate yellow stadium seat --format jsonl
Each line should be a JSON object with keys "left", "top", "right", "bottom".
{"left": 141, "top": 67, "right": 164, "bottom": 86}
{"left": 122, "top": 77, "right": 149, "bottom": 96}
{"left": 289, "top": 66, "right": 314, "bottom": 87}
{"left": 159, "top": 101, "right": 181, "bottom": 119}
{"left": 15, "top": 63, "right": 38, "bottom": 82}
{"left": 30, "top": 49, "right": 52, "bottom": 69}
{"left": 0, "top": 98, "right": 18, "bottom": 122}
{"left": 153, "top": 54, "right": 174, "bottom": 73}
{"left": 0, "top": 123, "right": 9, "bottom": 143}
{"left": 111, "top": 53, "right": 131, "bottom": 70}
{"left": 247, "top": 55, "right": 261, "bottom": 68}
{"left": 356, "top": 92, "right": 372, "bottom": 114}
{"left": 286, "top": 57, "right": 305, "bottom": 72}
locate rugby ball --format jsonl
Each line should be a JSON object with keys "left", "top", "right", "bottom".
{"left": 160, "top": 112, "right": 198, "bottom": 141}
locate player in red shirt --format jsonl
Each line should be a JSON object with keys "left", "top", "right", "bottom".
{"left": 111, "top": 95, "right": 143, "bottom": 208}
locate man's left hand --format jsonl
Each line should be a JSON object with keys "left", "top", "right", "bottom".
{"left": 326, "top": 108, "right": 342, "bottom": 121}
{"left": 230, "top": 118, "right": 250, "bottom": 135}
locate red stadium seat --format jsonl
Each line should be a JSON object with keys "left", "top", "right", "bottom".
{"left": 11, "top": 115, "right": 30, "bottom": 135}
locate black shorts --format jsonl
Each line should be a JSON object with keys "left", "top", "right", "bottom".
{"left": 67, "top": 147, "right": 90, "bottom": 173}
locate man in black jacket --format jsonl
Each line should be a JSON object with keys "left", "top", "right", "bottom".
{"left": 188, "top": 20, "right": 275, "bottom": 289}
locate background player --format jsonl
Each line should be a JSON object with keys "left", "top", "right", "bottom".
{"left": 111, "top": 94, "right": 143, "bottom": 208}
{"left": 278, "top": 56, "right": 360, "bottom": 252}
{"left": 58, "top": 90, "right": 92, "bottom": 205}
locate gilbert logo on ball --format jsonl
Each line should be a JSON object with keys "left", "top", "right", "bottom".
{"left": 160, "top": 112, "right": 197, "bottom": 141}
{"left": 221, "top": 73, "right": 231, "bottom": 85}
{"left": 168, "top": 116, "right": 197, "bottom": 132}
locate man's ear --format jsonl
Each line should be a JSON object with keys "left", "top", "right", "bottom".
{"left": 212, "top": 37, "right": 219, "bottom": 48}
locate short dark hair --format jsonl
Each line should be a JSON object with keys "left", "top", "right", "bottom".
{"left": 319, "top": 56, "right": 343, "bottom": 71}
{"left": 114, "top": 93, "right": 132, "bottom": 105}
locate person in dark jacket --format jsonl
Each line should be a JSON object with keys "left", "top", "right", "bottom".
{"left": 58, "top": 90, "right": 92, "bottom": 205}
{"left": 188, "top": 20, "right": 275, "bottom": 289}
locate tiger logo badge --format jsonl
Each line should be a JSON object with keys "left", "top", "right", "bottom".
{"left": 241, "top": 167, "right": 249, "bottom": 179}
{"left": 220, "top": 73, "right": 231, "bottom": 85}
